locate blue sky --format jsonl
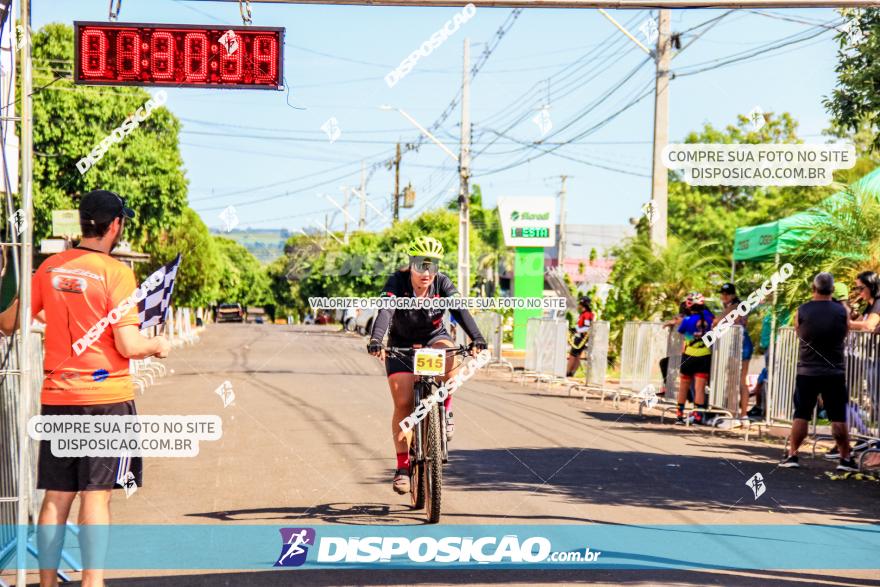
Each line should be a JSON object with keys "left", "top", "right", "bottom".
{"left": 37, "top": 1, "right": 845, "bottom": 235}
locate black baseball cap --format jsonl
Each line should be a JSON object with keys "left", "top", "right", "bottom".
{"left": 719, "top": 282, "right": 736, "bottom": 295}
{"left": 79, "top": 190, "right": 135, "bottom": 225}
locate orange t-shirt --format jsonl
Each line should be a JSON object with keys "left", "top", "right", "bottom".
{"left": 32, "top": 248, "right": 140, "bottom": 405}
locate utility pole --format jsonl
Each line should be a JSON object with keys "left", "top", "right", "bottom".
{"left": 359, "top": 160, "right": 366, "bottom": 230}
{"left": 650, "top": 9, "right": 670, "bottom": 248}
{"left": 392, "top": 142, "right": 401, "bottom": 223}
{"left": 557, "top": 175, "right": 568, "bottom": 268}
{"left": 457, "top": 38, "right": 471, "bottom": 297}
{"left": 342, "top": 187, "right": 350, "bottom": 241}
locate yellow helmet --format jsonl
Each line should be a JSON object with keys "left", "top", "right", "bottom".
{"left": 408, "top": 236, "right": 444, "bottom": 259}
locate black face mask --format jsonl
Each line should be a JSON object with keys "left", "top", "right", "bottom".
{"left": 410, "top": 256, "right": 439, "bottom": 275}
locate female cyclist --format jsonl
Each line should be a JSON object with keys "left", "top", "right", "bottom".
{"left": 367, "top": 236, "right": 487, "bottom": 494}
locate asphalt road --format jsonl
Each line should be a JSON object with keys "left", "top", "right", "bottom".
{"left": 14, "top": 324, "right": 880, "bottom": 586}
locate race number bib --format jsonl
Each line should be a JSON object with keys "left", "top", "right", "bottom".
{"left": 413, "top": 348, "right": 445, "bottom": 376}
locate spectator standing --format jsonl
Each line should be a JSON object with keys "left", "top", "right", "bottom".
{"left": 676, "top": 293, "right": 714, "bottom": 424}
{"left": 0, "top": 190, "right": 171, "bottom": 587}
{"left": 716, "top": 283, "right": 754, "bottom": 423}
{"left": 566, "top": 296, "right": 594, "bottom": 377}
{"left": 780, "top": 272, "right": 857, "bottom": 471}
{"left": 848, "top": 271, "right": 880, "bottom": 332}
{"left": 846, "top": 271, "right": 880, "bottom": 468}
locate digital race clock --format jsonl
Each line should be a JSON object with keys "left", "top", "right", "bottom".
{"left": 74, "top": 22, "right": 284, "bottom": 89}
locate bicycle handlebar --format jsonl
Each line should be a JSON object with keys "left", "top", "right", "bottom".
{"left": 385, "top": 344, "right": 472, "bottom": 356}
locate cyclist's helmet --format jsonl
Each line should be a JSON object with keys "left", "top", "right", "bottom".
{"left": 684, "top": 292, "right": 705, "bottom": 308}
{"left": 408, "top": 236, "right": 444, "bottom": 259}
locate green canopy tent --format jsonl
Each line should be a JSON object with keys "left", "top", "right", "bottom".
{"left": 732, "top": 166, "right": 880, "bottom": 265}
{"left": 730, "top": 166, "right": 880, "bottom": 424}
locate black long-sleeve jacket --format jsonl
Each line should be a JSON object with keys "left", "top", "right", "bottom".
{"left": 369, "top": 269, "right": 484, "bottom": 345}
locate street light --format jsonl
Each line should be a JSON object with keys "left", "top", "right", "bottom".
{"left": 379, "top": 105, "right": 459, "bottom": 163}
{"left": 380, "top": 104, "right": 470, "bottom": 303}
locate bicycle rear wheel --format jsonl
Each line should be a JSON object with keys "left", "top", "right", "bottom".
{"left": 424, "top": 402, "right": 443, "bottom": 523}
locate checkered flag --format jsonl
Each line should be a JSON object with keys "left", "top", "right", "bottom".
{"left": 138, "top": 254, "right": 182, "bottom": 330}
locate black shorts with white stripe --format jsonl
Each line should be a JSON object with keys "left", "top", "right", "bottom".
{"left": 38, "top": 400, "right": 143, "bottom": 492}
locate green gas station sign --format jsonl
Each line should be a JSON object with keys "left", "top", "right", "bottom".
{"left": 497, "top": 197, "right": 557, "bottom": 349}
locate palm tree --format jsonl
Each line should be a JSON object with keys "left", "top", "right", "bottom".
{"left": 780, "top": 186, "right": 880, "bottom": 310}
{"left": 603, "top": 235, "right": 727, "bottom": 358}
{"left": 609, "top": 235, "right": 727, "bottom": 320}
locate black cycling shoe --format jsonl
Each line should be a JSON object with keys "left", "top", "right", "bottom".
{"left": 779, "top": 454, "right": 800, "bottom": 468}
{"left": 392, "top": 468, "right": 410, "bottom": 495}
{"left": 837, "top": 458, "right": 859, "bottom": 473}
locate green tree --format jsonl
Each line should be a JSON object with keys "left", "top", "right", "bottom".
{"left": 29, "top": 24, "right": 188, "bottom": 245}
{"left": 602, "top": 235, "right": 727, "bottom": 352}
{"left": 824, "top": 8, "right": 880, "bottom": 150}
{"left": 143, "top": 208, "right": 222, "bottom": 307}
{"left": 666, "top": 112, "right": 832, "bottom": 245}
{"left": 267, "top": 254, "right": 303, "bottom": 318}
{"left": 214, "top": 237, "right": 273, "bottom": 307}
{"left": 779, "top": 186, "right": 880, "bottom": 313}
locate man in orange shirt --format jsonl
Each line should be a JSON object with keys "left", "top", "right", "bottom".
{"left": 1, "top": 190, "right": 170, "bottom": 587}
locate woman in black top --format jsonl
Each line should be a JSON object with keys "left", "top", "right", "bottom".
{"left": 367, "top": 236, "right": 486, "bottom": 495}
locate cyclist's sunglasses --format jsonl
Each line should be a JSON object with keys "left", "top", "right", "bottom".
{"left": 410, "top": 256, "right": 440, "bottom": 275}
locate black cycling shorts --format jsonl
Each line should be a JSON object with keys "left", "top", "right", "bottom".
{"left": 38, "top": 400, "right": 143, "bottom": 492}
{"left": 386, "top": 331, "right": 454, "bottom": 377}
{"left": 793, "top": 374, "right": 848, "bottom": 422}
{"left": 569, "top": 333, "right": 588, "bottom": 357}
{"left": 679, "top": 354, "right": 711, "bottom": 380}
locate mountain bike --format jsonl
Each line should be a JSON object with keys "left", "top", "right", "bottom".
{"left": 385, "top": 344, "right": 472, "bottom": 524}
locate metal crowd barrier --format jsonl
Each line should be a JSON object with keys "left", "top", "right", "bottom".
{"left": 844, "top": 331, "right": 880, "bottom": 442}
{"left": 769, "top": 328, "right": 880, "bottom": 468}
{"left": 1, "top": 333, "right": 37, "bottom": 574}
{"left": 813, "top": 331, "right": 880, "bottom": 467}
{"left": 569, "top": 320, "right": 610, "bottom": 399}
{"left": 767, "top": 326, "right": 799, "bottom": 428}
{"left": 472, "top": 311, "right": 513, "bottom": 373}
{"left": 519, "top": 317, "right": 567, "bottom": 388}
{"left": 584, "top": 320, "right": 610, "bottom": 388}
{"left": 708, "top": 325, "right": 743, "bottom": 416}
{"left": 0, "top": 332, "right": 80, "bottom": 582}
{"left": 130, "top": 356, "right": 169, "bottom": 395}
{"left": 699, "top": 326, "right": 743, "bottom": 432}
{"left": 582, "top": 321, "right": 746, "bottom": 422}
{"left": 664, "top": 330, "right": 684, "bottom": 398}
{"left": 618, "top": 321, "right": 666, "bottom": 405}
{"left": 167, "top": 307, "right": 200, "bottom": 347}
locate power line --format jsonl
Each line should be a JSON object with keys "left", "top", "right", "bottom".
{"left": 673, "top": 19, "right": 842, "bottom": 77}
{"left": 477, "top": 79, "right": 655, "bottom": 176}
{"left": 195, "top": 165, "right": 367, "bottom": 211}
{"left": 472, "top": 10, "right": 646, "bottom": 132}
{"left": 472, "top": 58, "right": 653, "bottom": 171}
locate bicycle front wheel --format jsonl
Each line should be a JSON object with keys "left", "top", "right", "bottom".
{"left": 410, "top": 454, "right": 424, "bottom": 510}
{"left": 424, "top": 402, "right": 443, "bottom": 523}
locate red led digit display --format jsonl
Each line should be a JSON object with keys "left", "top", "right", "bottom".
{"left": 74, "top": 22, "right": 284, "bottom": 90}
